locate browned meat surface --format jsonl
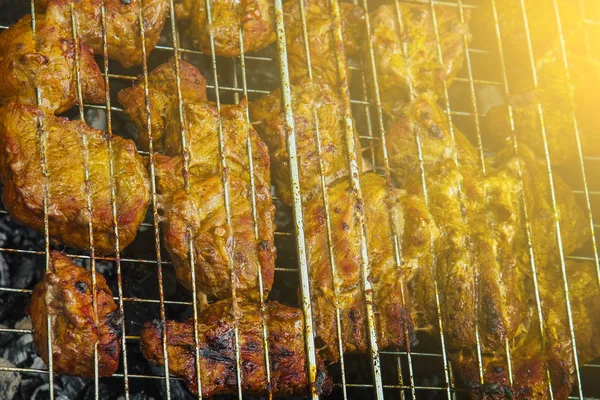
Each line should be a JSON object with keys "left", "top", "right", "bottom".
{"left": 304, "top": 172, "right": 439, "bottom": 360}
{"left": 152, "top": 99, "right": 275, "bottom": 301}
{"left": 481, "top": 0, "right": 599, "bottom": 164}
{"left": 283, "top": 0, "right": 364, "bottom": 86}
{"left": 369, "top": 3, "right": 470, "bottom": 115}
{"left": 38, "top": 0, "right": 169, "bottom": 68}
{"left": 385, "top": 93, "right": 595, "bottom": 399}
{"left": 118, "top": 58, "right": 207, "bottom": 151}
{"left": 29, "top": 251, "right": 122, "bottom": 378}
{"left": 249, "top": 77, "right": 361, "bottom": 206}
{"left": 175, "top": 0, "right": 275, "bottom": 56}
{"left": 0, "top": 3, "right": 105, "bottom": 114}
{"left": 0, "top": 103, "right": 150, "bottom": 254}
{"left": 140, "top": 299, "right": 332, "bottom": 397}
{"left": 158, "top": 174, "right": 275, "bottom": 301}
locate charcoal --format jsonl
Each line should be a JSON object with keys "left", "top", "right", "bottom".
{"left": 83, "top": 382, "right": 113, "bottom": 400}
{"left": 0, "top": 325, "right": 12, "bottom": 347}
{"left": 0, "top": 253, "right": 9, "bottom": 287}
{"left": 148, "top": 363, "right": 195, "bottom": 400}
{"left": 8, "top": 333, "right": 35, "bottom": 367}
{"left": 10, "top": 257, "right": 41, "bottom": 290}
{"left": 30, "top": 383, "right": 51, "bottom": 400}
{"left": 0, "top": 358, "right": 21, "bottom": 400}
{"left": 56, "top": 375, "right": 89, "bottom": 400}
{"left": 18, "top": 376, "right": 45, "bottom": 400}
{"left": 121, "top": 390, "right": 156, "bottom": 400}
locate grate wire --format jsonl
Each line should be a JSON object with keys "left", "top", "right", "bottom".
{"left": 0, "top": 0, "right": 598, "bottom": 398}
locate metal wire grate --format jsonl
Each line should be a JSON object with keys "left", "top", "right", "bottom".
{"left": 0, "top": 0, "right": 598, "bottom": 399}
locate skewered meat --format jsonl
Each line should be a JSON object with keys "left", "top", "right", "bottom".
{"left": 0, "top": 2, "right": 105, "bottom": 114}
{"left": 249, "top": 77, "right": 361, "bottom": 206}
{"left": 118, "top": 57, "right": 208, "bottom": 151}
{"left": 151, "top": 99, "right": 274, "bottom": 301}
{"left": 175, "top": 0, "right": 275, "bottom": 56}
{"left": 0, "top": 102, "right": 151, "bottom": 254}
{"left": 283, "top": 0, "right": 364, "bottom": 86}
{"left": 28, "top": 251, "right": 122, "bottom": 378}
{"left": 480, "top": 0, "right": 598, "bottom": 164}
{"left": 369, "top": 3, "right": 470, "bottom": 115}
{"left": 385, "top": 93, "right": 594, "bottom": 398}
{"left": 304, "top": 172, "right": 438, "bottom": 360}
{"left": 37, "top": 0, "right": 169, "bottom": 68}
{"left": 140, "top": 299, "right": 333, "bottom": 397}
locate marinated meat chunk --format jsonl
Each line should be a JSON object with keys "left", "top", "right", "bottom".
{"left": 140, "top": 299, "right": 332, "bottom": 397}
{"left": 0, "top": 2, "right": 105, "bottom": 114}
{"left": 304, "top": 172, "right": 439, "bottom": 360}
{"left": 385, "top": 93, "right": 594, "bottom": 399}
{"left": 249, "top": 77, "right": 361, "bottom": 205}
{"left": 175, "top": 0, "right": 276, "bottom": 56}
{"left": 38, "top": 0, "right": 169, "bottom": 68}
{"left": 29, "top": 251, "right": 122, "bottom": 378}
{"left": 118, "top": 58, "right": 208, "bottom": 151}
{"left": 0, "top": 103, "right": 151, "bottom": 254}
{"left": 369, "top": 3, "right": 470, "bottom": 115}
{"left": 154, "top": 100, "right": 275, "bottom": 301}
{"left": 158, "top": 174, "right": 275, "bottom": 301}
{"left": 283, "top": 0, "right": 364, "bottom": 86}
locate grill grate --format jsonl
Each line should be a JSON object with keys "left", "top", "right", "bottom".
{"left": 0, "top": 0, "right": 598, "bottom": 399}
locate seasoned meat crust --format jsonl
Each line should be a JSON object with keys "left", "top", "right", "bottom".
{"left": 118, "top": 58, "right": 208, "bottom": 151}
{"left": 385, "top": 93, "right": 595, "bottom": 399}
{"left": 249, "top": 77, "right": 361, "bottom": 205}
{"left": 369, "top": 3, "right": 470, "bottom": 115}
{"left": 37, "top": 0, "right": 169, "bottom": 68}
{"left": 0, "top": 103, "right": 150, "bottom": 254}
{"left": 140, "top": 299, "right": 332, "bottom": 397}
{"left": 283, "top": 0, "right": 365, "bottom": 86}
{"left": 152, "top": 97, "right": 274, "bottom": 301}
{"left": 0, "top": 3, "right": 105, "bottom": 114}
{"left": 304, "top": 172, "right": 439, "bottom": 360}
{"left": 178, "top": 0, "right": 276, "bottom": 57}
{"left": 29, "top": 251, "right": 122, "bottom": 378}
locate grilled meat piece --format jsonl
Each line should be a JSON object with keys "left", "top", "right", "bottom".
{"left": 154, "top": 100, "right": 275, "bottom": 301}
{"left": 369, "top": 3, "right": 470, "bottom": 115}
{"left": 0, "top": 103, "right": 151, "bottom": 254}
{"left": 0, "top": 3, "right": 105, "bottom": 114}
{"left": 386, "top": 93, "right": 593, "bottom": 398}
{"left": 29, "top": 251, "right": 122, "bottom": 378}
{"left": 158, "top": 174, "right": 275, "bottom": 301}
{"left": 175, "top": 0, "right": 275, "bottom": 57}
{"left": 455, "top": 261, "right": 600, "bottom": 399}
{"left": 140, "top": 299, "right": 332, "bottom": 397}
{"left": 283, "top": 0, "right": 364, "bottom": 86}
{"left": 481, "top": 0, "right": 598, "bottom": 164}
{"left": 38, "top": 0, "right": 169, "bottom": 68}
{"left": 485, "top": 50, "right": 600, "bottom": 165}
{"left": 249, "top": 77, "right": 361, "bottom": 206}
{"left": 118, "top": 58, "right": 208, "bottom": 151}
{"left": 160, "top": 100, "right": 271, "bottom": 190}
{"left": 304, "top": 172, "right": 439, "bottom": 360}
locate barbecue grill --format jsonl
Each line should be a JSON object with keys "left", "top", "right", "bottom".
{"left": 0, "top": 0, "right": 598, "bottom": 399}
